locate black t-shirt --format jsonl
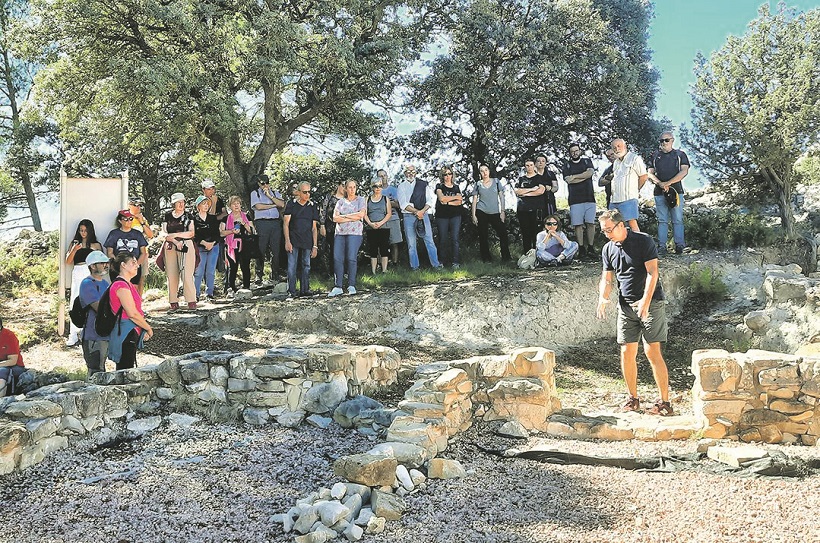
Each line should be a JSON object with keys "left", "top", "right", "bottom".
{"left": 193, "top": 213, "right": 220, "bottom": 244}
{"left": 163, "top": 211, "right": 193, "bottom": 234}
{"left": 534, "top": 171, "right": 557, "bottom": 212}
{"left": 561, "top": 158, "right": 595, "bottom": 205}
{"left": 650, "top": 149, "right": 690, "bottom": 195}
{"left": 516, "top": 175, "right": 546, "bottom": 212}
{"left": 602, "top": 230, "right": 665, "bottom": 305}
{"left": 435, "top": 183, "right": 462, "bottom": 219}
{"left": 284, "top": 199, "right": 320, "bottom": 249}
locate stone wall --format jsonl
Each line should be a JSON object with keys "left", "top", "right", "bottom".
{"left": 0, "top": 345, "right": 401, "bottom": 475}
{"left": 692, "top": 349, "right": 820, "bottom": 445}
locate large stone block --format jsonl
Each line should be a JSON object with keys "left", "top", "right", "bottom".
{"left": 367, "top": 442, "right": 428, "bottom": 469}
{"left": 691, "top": 350, "right": 741, "bottom": 393}
{"left": 156, "top": 358, "right": 181, "bottom": 385}
{"left": 247, "top": 391, "right": 288, "bottom": 408}
{"left": 369, "top": 490, "right": 405, "bottom": 521}
{"left": 509, "top": 347, "right": 556, "bottom": 378}
{"left": 124, "top": 366, "right": 159, "bottom": 382}
{"left": 334, "top": 396, "right": 383, "bottom": 428}
{"left": 427, "top": 458, "right": 467, "bottom": 479}
{"left": 769, "top": 399, "right": 812, "bottom": 415}
{"left": 19, "top": 435, "right": 68, "bottom": 470}
{"left": 764, "top": 273, "right": 809, "bottom": 303}
{"left": 0, "top": 421, "right": 29, "bottom": 454}
{"left": 301, "top": 375, "right": 348, "bottom": 414}
{"left": 432, "top": 369, "right": 469, "bottom": 392}
{"left": 333, "top": 453, "right": 397, "bottom": 486}
{"left": 179, "top": 361, "right": 209, "bottom": 383}
{"left": 758, "top": 365, "right": 801, "bottom": 388}
{"left": 253, "top": 364, "right": 301, "bottom": 380}
{"left": 210, "top": 366, "right": 229, "bottom": 387}
{"left": 3, "top": 400, "right": 62, "bottom": 420}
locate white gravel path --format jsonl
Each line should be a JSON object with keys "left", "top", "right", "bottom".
{"left": 3, "top": 420, "right": 819, "bottom": 543}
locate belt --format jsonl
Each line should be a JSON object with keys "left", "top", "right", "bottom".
{"left": 255, "top": 218, "right": 281, "bottom": 221}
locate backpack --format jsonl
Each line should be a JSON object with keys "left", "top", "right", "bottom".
{"left": 68, "top": 296, "right": 89, "bottom": 328}
{"left": 95, "top": 279, "right": 127, "bottom": 337}
{"left": 517, "top": 248, "right": 537, "bottom": 270}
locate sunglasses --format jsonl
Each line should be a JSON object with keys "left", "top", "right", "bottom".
{"left": 258, "top": 180, "right": 270, "bottom": 185}
{"left": 660, "top": 138, "right": 673, "bottom": 143}
{"left": 120, "top": 217, "right": 134, "bottom": 221}
{"left": 545, "top": 221, "right": 558, "bottom": 226}
{"left": 443, "top": 172, "right": 453, "bottom": 176}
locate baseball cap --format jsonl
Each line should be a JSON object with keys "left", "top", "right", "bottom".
{"left": 86, "top": 250, "right": 110, "bottom": 266}
{"left": 664, "top": 187, "right": 679, "bottom": 209}
{"left": 118, "top": 209, "right": 134, "bottom": 219}
{"left": 194, "top": 195, "right": 210, "bottom": 207}
{"left": 201, "top": 179, "right": 215, "bottom": 189}
{"left": 170, "top": 192, "right": 185, "bottom": 204}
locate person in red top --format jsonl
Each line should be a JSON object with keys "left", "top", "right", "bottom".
{"left": 107, "top": 252, "right": 153, "bottom": 370}
{"left": 0, "top": 316, "right": 25, "bottom": 396}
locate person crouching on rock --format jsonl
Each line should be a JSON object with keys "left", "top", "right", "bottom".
{"left": 108, "top": 252, "right": 153, "bottom": 370}
{"left": 536, "top": 215, "right": 578, "bottom": 267}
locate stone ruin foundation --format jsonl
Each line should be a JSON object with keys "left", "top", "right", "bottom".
{"left": 1, "top": 344, "right": 819, "bottom": 540}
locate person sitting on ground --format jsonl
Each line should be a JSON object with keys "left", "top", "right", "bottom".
{"left": 220, "top": 196, "right": 256, "bottom": 296}
{"left": 536, "top": 215, "right": 579, "bottom": 267}
{"left": 364, "top": 177, "right": 392, "bottom": 274}
{"left": 65, "top": 219, "right": 103, "bottom": 346}
{"left": 104, "top": 209, "right": 148, "bottom": 286}
{"left": 329, "top": 179, "right": 366, "bottom": 296}
{"left": 0, "top": 316, "right": 25, "bottom": 396}
{"left": 435, "top": 165, "right": 463, "bottom": 269}
{"left": 108, "top": 252, "right": 154, "bottom": 371}
{"left": 192, "top": 195, "right": 221, "bottom": 303}
{"left": 78, "top": 251, "right": 111, "bottom": 376}
{"left": 162, "top": 192, "right": 197, "bottom": 310}
{"left": 283, "top": 182, "right": 319, "bottom": 298}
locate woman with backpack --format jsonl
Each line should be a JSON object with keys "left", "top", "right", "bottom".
{"left": 106, "top": 252, "right": 153, "bottom": 370}
{"left": 471, "top": 164, "right": 511, "bottom": 263}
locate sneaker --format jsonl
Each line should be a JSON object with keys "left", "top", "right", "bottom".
{"left": 545, "top": 260, "right": 558, "bottom": 267}
{"left": 226, "top": 291, "right": 235, "bottom": 299}
{"left": 647, "top": 400, "right": 674, "bottom": 416}
{"left": 452, "top": 263, "right": 460, "bottom": 269}
{"left": 347, "top": 286, "right": 357, "bottom": 295}
{"left": 328, "top": 287, "right": 344, "bottom": 297}
{"left": 187, "top": 302, "right": 197, "bottom": 310}
{"left": 674, "top": 244, "right": 684, "bottom": 255}
{"left": 169, "top": 302, "right": 180, "bottom": 311}
{"left": 658, "top": 247, "right": 668, "bottom": 256}
{"left": 205, "top": 295, "right": 215, "bottom": 303}
{"left": 621, "top": 396, "right": 640, "bottom": 412}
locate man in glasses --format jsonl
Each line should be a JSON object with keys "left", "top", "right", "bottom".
{"left": 250, "top": 173, "right": 285, "bottom": 285}
{"left": 283, "top": 182, "right": 319, "bottom": 298}
{"left": 561, "top": 143, "right": 597, "bottom": 260}
{"left": 647, "top": 131, "right": 690, "bottom": 255}
{"left": 596, "top": 209, "right": 672, "bottom": 416}
{"left": 609, "top": 138, "right": 647, "bottom": 233}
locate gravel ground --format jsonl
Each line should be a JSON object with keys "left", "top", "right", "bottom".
{"left": 3, "top": 419, "right": 819, "bottom": 543}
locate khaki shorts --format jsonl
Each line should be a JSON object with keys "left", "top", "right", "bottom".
{"left": 617, "top": 299, "right": 667, "bottom": 344}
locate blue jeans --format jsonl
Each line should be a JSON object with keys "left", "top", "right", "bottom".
{"left": 333, "top": 234, "right": 363, "bottom": 288}
{"left": 436, "top": 215, "right": 461, "bottom": 266}
{"left": 654, "top": 193, "right": 685, "bottom": 248}
{"left": 287, "top": 246, "right": 312, "bottom": 295}
{"left": 403, "top": 214, "right": 441, "bottom": 269}
{"left": 194, "top": 245, "right": 220, "bottom": 297}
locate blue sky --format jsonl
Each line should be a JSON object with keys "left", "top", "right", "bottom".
{"left": 649, "top": 0, "right": 820, "bottom": 131}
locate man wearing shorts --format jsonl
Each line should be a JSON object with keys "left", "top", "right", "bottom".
{"left": 561, "top": 143, "right": 596, "bottom": 260}
{"left": 596, "top": 209, "right": 672, "bottom": 416}
{"left": 609, "top": 138, "right": 647, "bottom": 233}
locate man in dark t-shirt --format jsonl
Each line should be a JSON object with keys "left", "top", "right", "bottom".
{"left": 534, "top": 154, "right": 558, "bottom": 215}
{"left": 561, "top": 143, "right": 597, "bottom": 260}
{"left": 596, "top": 209, "right": 672, "bottom": 416}
{"left": 515, "top": 159, "right": 547, "bottom": 251}
{"left": 283, "top": 182, "right": 319, "bottom": 298}
{"left": 647, "top": 131, "right": 690, "bottom": 255}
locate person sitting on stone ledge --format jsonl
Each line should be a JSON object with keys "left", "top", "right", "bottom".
{"left": 0, "top": 315, "right": 26, "bottom": 396}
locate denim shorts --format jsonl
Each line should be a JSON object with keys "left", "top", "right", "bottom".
{"left": 569, "top": 202, "right": 597, "bottom": 226}
{"left": 617, "top": 299, "right": 668, "bottom": 344}
{"left": 609, "top": 199, "right": 639, "bottom": 221}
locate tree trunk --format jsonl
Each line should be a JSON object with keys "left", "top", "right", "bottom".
{"left": 762, "top": 166, "right": 796, "bottom": 239}
{"left": 19, "top": 168, "right": 42, "bottom": 232}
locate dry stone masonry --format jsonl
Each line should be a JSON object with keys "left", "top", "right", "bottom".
{"left": 692, "top": 348, "right": 820, "bottom": 445}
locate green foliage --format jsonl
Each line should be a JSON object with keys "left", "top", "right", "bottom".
{"left": 267, "top": 150, "right": 370, "bottom": 201}
{"left": 683, "top": 4, "right": 820, "bottom": 238}
{"left": 28, "top": 0, "right": 445, "bottom": 199}
{"left": 401, "top": 0, "right": 660, "bottom": 178}
{"left": 794, "top": 151, "right": 820, "bottom": 186}
{"left": 683, "top": 210, "right": 778, "bottom": 249}
{"left": 679, "top": 263, "right": 728, "bottom": 301}
{"left": 0, "top": 251, "right": 58, "bottom": 295}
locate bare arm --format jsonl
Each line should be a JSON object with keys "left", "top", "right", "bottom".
{"left": 597, "top": 270, "right": 615, "bottom": 319}
{"left": 0, "top": 354, "right": 19, "bottom": 367}
{"left": 636, "top": 258, "right": 660, "bottom": 319}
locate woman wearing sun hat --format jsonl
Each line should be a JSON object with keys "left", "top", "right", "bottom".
{"left": 193, "top": 194, "right": 220, "bottom": 303}
{"left": 162, "top": 192, "right": 197, "bottom": 310}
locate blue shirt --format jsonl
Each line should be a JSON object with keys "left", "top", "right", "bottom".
{"left": 79, "top": 276, "right": 110, "bottom": 341}
{"left": 250, "top": 187, "right": 283, "bottom": 219}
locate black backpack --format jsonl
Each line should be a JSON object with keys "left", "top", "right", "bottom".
{"left": 94, "top": 279, "right": 127, "bottom": 337}
{"left": 68, "top": 296, "right": 89, "bottom": 328}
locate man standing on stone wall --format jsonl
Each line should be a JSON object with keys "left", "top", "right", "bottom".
{"left": 251, "top": 174, "right": 285, "bottom": 285}
{"left": 647, "top": 131, "right": 690, "bottom": 255}
{"left": 561, "top": 143, "right": 597, "bottom": 260}
{"left": 596, "top": 209, "right": 672, "bottom": 416}
{"left": 609, "top": 138, "right": 647, "bottom": 233}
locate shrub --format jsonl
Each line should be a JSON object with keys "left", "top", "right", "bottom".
{"left": 679, "top": 263, "right": 728, "bottom": 301}
{"left": 683, "top": 210, "right": 778, "bottom": 249}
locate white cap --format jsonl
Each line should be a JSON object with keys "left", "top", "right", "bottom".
{"left": 86, "top": 250, "right": 110, "bottom": 266}
{"left": 201, "top": 179, "right": 215, "bottom": 189}
{"left": 170, "top": 192, "right": 185, "bottom": 204}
